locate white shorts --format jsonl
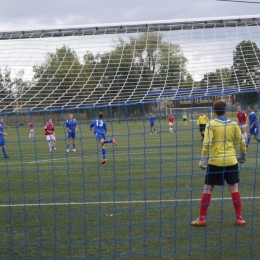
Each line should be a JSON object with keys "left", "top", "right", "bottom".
{"left": 239, "top": 123, "right": 247, "bottom": 129}
{"left": 169, "top": 122, "right": 173, "bottom": 126}
{"left": 30, "top": 129, "right": 34, "bottom": 133}
{"left": 46, "top": 135, "right": 56, "bottom": 141}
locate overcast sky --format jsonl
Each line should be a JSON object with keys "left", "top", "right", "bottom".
{"left": 0, "top": 0, "right": 260, "bottom": 30}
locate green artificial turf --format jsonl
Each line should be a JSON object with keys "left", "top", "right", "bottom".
{"left": 0, "top": 118, "right": 260, "bottom": 259}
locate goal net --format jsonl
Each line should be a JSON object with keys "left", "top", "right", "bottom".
{"left": 166, "top": 106, "right": 213, "bottom": 120}
{"left": 1, "top": 15, "right": 260, "bottom": 259}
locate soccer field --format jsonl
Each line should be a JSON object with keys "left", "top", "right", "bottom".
{"left": 1, "top": 119, "right": 260, "bottom": 259}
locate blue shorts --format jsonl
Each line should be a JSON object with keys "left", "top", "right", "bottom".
{"left": 96, "top": 132, "right": 105, "bottom": 142}
{"left": 0, "top": 138, "right": 5, "bottom": 146}
{"left": 68, "top": 132, "right": 76, "bottom": 139}
{"left": 150, "top": 123, "right": 155, "bottom": 127}
{"left": 249, "top": 127, "right": 258, "bottom": 135}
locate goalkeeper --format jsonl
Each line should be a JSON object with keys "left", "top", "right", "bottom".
{"left": 192, "top": 100, "right": 246, "bottom": 227}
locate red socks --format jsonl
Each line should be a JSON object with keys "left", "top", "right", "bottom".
{"left": 199, "top": 193, "right": 211, "bottom": 220}
{"left": 199, "top": 192, "right": 242, "bottom": 220}
{"left": 231, "top": 192, "right": 242, "bottom": 219}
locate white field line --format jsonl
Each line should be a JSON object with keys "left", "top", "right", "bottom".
{"left": 2, "top": 146, "right": 194, "bottom": 151}
{"left": 4, "top": 140, "right": 198, "bottom": 150}
{"left": 0, "top": 197, "right": 259, "bottom": 207}
{"left": 0, "top": 156, "right": 78, "bottom": 165}
{"left": 0, "top": 149, "right": 195, "bottom": 165}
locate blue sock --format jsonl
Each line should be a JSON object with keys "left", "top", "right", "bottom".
{"left": 246, "top": 138, "right": 251, "bottom": 148}
{"left": 66, "top": 144, "right": 70, "bottom": 149}
{"left": 102, "top": 148, "right": 106, "bottom": 159}
{"left": 2, "top": 148, "right": 7, "bottom": 156}
{"left": 154, "top": 128, "right": 156, "bottom": 132}
{"left": 104, "top": 139, "right": 112, "bottom": 143}
{"left": 72, "top": 143, "right": 76, "bottom": 149}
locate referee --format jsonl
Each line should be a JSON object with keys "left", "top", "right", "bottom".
{"left": 197, "top": 111, "right": 209, "bottom": 141}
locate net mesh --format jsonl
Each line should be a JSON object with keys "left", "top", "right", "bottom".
{"left": 1, "top": 16, "right": 260, "bottom": 259}
{"left": 0, "top": 16, "right": 260, "bottom": 112}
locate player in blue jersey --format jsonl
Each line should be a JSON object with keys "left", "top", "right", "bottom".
{"left": 246, "top": 105, "right": 260, "bottom": 151}
{"left": 66, "top": 113, "right": 77, "bottom": 152}
{"left": 89, "top": 112, "right": 117, "bottom": 164}
{"left": 0, "top": 116, "right": 9, "bottom": 158}
{"left": 148, "top": 113, "right": 156, "bottom": 134}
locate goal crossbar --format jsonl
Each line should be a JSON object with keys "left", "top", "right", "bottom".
{"left": 1, "top": 15, "right": 260, "bottom": 40}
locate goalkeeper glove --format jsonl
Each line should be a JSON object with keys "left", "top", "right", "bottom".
{"left": 237, "top": 153, "right": 246, "bottom": 163}
{"left": 199, "top": 156, "right": 207, "bottom": 170}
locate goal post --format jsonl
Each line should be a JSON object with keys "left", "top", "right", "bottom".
{"left": 166, "top": 106, "right": 213, "bottom": 121}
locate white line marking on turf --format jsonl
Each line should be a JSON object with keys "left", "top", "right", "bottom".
{"left": 0, "top": 197, "right": 259, "bottom": 207}
{"left": 0, "top": 149, "right": 196, "bottom": 165}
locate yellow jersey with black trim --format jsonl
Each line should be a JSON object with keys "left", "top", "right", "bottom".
{"left": 202, "top": 117, "right": 246, "bottom": 167}
{"left": 197, "top": 115, "right": 209, "bottom": 125}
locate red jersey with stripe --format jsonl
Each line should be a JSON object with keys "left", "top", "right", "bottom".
{"left": 45, "top": 123, "right": 54, "bottom": 135}
{"left": 168, "top": 115, "right": 174, "bottom": 123}
{"left": 29, "top": 122, "right": 34, "bottom": 130}
{"left": 236, "top": 111, "right": 247, "bottom": 124}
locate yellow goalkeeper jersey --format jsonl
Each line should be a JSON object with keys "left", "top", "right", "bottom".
{"left": 202, "top": 117, "right": 246, "bottom": 166}
{"left": 197, "top": 115, "right": 209, "bottom": 125}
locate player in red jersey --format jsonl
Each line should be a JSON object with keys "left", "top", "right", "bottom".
{"left": 29, "top": 121, "right": 34, "bottom": 138}
{"left": 236, "top": 106, "right": 247, "bottom": 141}
{"left": 168, "top": 114, "right": 175, "bottom": 132}
{"left": 45, "top": 118, "right": 56, "bottom": 152}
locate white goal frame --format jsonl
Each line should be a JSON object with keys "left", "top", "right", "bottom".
{"left": 166, "top": 106, "right": 213, "bottom": 121}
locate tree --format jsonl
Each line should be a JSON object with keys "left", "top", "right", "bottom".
{"left": 96, "top": 32, "right": 191, "bottom": 106}
{"left": 232, "top": 40, "right": 260, "bottom": 105}
{"left": 232, "top": 40, "right": 260, "bottom": 87}
{"left": 32, "top": 45, "right": 89, "bottom": 108}
{"left": 31, "top": 33, "right": 191, "bottom": 109}
{"left": 0, "top": 67, "right": 31, "bottom": 111}
{"left": 200, "top": 68, "right": 231, "bottom": 89}
{"left": 0, "top": 68, "right": 13, "bottom": 110}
